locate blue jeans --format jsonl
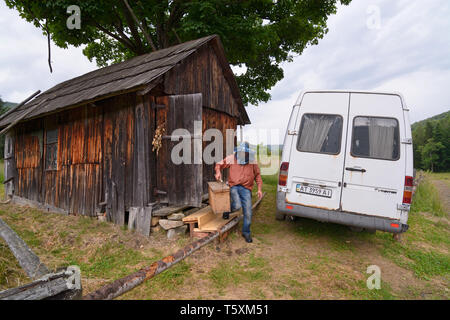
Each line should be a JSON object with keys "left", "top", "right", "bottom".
{"left": 230, "top": 185, "right": 252, "bottom": 237}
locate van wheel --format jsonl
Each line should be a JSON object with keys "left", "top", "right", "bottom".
{"left": 349, "top": 226, "right": 364, "bottom": 232}
{"left": 275, "top": 212, "right": 286, "bottom": 221}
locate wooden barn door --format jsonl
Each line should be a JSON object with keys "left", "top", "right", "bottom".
{"left": 155, "top": 94, "right": 203, "bottom": 207}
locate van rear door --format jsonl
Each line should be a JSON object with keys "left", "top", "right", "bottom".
{"left": 285, "top": 92, "right": 349, "bottom": 210}
{"left": 340, "top": 93, "right": 406, "bottom": 219}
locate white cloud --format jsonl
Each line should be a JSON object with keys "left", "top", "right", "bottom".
{"left": 0, "top": 1, "right": 449, "bottom": 145}
{"left": 245, "top": 0, "right": 450, "bottom": 143}
{"left": 0, "top": 2, "right": 96, "bottom": 102}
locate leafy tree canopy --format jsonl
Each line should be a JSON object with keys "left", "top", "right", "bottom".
{"left": 412, "top": 110, "right": 450, "bottom": 172}
{"left": 5, "top": 0, "right": 351, "bottom": 105}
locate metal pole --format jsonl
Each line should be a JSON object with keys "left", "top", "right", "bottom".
{"left": 83, "top": 193, "right": 266, "bottom": 300}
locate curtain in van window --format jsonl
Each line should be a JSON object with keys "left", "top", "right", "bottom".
{"left": 298, "top": 114, "right": 335, "bottom": 153}
{"left": 368, "top": 118, "right": 396, "bottom": 159}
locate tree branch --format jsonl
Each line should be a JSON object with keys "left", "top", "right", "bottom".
{"left": 118, "top": 0, "right": 147, "bottom": 53}
{"left": 45, "top": 20, "right": 53, "bottom": 73}
{"left": 95, "top": 22, "right": 139, "bottom": 53}
{"left": 122, "top": 0, "right": 157, "bottom": 52}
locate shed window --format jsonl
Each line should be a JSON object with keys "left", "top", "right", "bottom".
{"left": 296, "top": 114, "right": 343, "bottom": 155}
{"left": 351, "top": 117, "right": 399, "bottom": 161}
{"left": 45, "top": 129, "right": 58, "bottom": 170}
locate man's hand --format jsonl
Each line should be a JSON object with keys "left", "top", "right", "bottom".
{"left": 215, "top": 172, "right": 222, "bottom": 182}
{"left": 257, "top": 190, "right": 263, "bottom": 199}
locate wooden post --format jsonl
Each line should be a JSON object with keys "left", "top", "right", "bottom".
{"left": 4, "top": 132, "right": 16, "bottom": 198}
{"left": 0, "top": 266, "right": 82, "bottom": 300}
{"left": 0, "top": 217, "right": 49, "bottom": 279}
{"left": 136, "top": 206, "right": 152, "bottom": 237}
{"left": 128, "top": 207, "right": 138, "bottom": 230}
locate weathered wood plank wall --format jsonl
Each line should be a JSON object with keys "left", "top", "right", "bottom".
{"left": 10, "top": 42, "right": 243, "bottom": 221}
{"left": 163, "top": 43, "right": 239, "bottom": 193}
{"left": 163, "top": 44, "right": 240, "bottom": 119}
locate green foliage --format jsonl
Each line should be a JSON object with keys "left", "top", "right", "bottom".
{"left": 412, "top": 111, "right": 450, "bottom": 172}
{"left": 5, "top": 0, "right": 351, "bottom": 106}
{"left": 0, "top": 238, "right": 28, "bottom": 290}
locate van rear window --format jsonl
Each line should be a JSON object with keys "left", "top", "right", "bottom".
{"left": 296, "top": 114, "right": 343, "bottom": 155}
{"left": 351, "top": 117, "right": 400, "bottom": 161}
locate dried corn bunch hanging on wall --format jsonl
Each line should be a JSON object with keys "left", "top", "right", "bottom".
{"left": 152, "top": 122, "right": 166, "bottom": 155}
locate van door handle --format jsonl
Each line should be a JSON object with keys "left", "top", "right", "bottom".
{"left": 345, "top": 167, "right": 367, "bottom": 173}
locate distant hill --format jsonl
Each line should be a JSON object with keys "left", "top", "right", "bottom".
{"left": 412, "top": 110, "right": 450, "bottom": 129}
{"left": 3, "top": 102, "right": 18, "bottom": 110}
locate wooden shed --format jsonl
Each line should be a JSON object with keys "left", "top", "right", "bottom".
{"left": 0, "top": 35, "right": 250, "bottom": 233}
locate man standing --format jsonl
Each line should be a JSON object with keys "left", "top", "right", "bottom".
{"left": 215, "top": 142, "right": 263, "bottom": 243}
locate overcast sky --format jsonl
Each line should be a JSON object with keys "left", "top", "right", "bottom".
{"left": 1, "top": 0, "right": 449, "bottom": 145}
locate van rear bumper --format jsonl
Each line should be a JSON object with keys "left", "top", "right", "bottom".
{"left": 276, "top": 192, "right": 408, "bottom": 234}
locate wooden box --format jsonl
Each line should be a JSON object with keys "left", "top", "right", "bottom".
{"left": 208, "top": 182, "right": 231, "bottom": 214}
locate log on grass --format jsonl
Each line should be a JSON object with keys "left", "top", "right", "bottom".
{"left": 0, "top": 217, "right": 49, "bottom": 279}
{"left": 83, "top": 192, "right": 266, "bottom": 300}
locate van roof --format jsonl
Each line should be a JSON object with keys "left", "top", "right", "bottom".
{"left": 295, "top": 90, "right": 406, "bottom": 106}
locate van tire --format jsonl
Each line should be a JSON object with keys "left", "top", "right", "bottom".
{"left": 275, "top": 212, "right": 286, "bottom": 221}
{"left": 349, "top": 226, "right": 364, "bottom": 232}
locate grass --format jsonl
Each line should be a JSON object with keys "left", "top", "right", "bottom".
{"left": 381, "top": 238, "right": 450, "bottom": 280}
{"left": 411, "top": 174, "right": 446, "bottom": 217}
{"left": 0, "top": 161, "right": 448, "bottom": 299}
{"left": 68, "top": 243, "right": 153, "bottom": 279}
{"left": 208, "top": 253, "right": 272, "bottom": 291}
{"left": 374, "top": 172, "right": 449, "bottom": 281}
{"left": 0, "top": 238, "right": 29, "bottom": 290}
{"left": 429, "top": 172, "right": 450, "bottom": 187}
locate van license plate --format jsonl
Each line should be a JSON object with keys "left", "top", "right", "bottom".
{"left": 296, "top": 184, "right": 332, "bottom": 198}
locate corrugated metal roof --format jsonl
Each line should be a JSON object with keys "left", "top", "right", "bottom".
{"left": 0, "top": 35, "right": 249, "bottom": 127}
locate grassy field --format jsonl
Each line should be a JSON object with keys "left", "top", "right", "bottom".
{"left": 0, "top": 167, "right": 448, "bottom": 299}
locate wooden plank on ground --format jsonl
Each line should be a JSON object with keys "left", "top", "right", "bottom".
{"left": 128, "top": 207, "right": 138, "bottom": 230}
{"left": 0, "top": 266, "right": 81, "bottom": 300}
{"left": 182, "top": 206, "right": 213, "bottom": 222}
{"left": 153, "top": 205, "right": 190, "bottom": 217}
{"left": 0, "top": 217, "right": 49, "bottom": 279}
{"left": 197, "top": 209, "right": 216, "bottom": 229}
{"left": 197, "top": 210, "right": 241, "bottom": 232}
{"left": 136, "top": 206, "right": 152, "bottom": 237}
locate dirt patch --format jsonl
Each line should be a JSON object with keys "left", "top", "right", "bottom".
{"left": 432, "top": 179, "right": 450, "bottom": 214}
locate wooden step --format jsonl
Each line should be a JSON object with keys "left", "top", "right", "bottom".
{"left": 197, "top": 210, "right": 216, "bottom": 229}
{"left": 195, "top": 210, "right": 242, "bottom": 232}
{"left": 182, "top": 206, "right": 213, "bottom": 222}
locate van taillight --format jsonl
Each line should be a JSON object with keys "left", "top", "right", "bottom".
{"left": 405, "top": 176, "right": 414, "bottom": 187}
{"left": 403, "top": 176, "right": 414, "bottom": 204}
{"left": 279, "top": 162, "right": 289, "bottom": 186}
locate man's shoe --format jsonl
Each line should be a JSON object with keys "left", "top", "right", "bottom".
{"left": 242, "top": 234, "right": 253, "bottom": 243}
{"left": 222, "top": 212, "right": 230, "bottom": 220}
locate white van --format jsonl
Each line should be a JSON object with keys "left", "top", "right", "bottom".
{"left": 276, "top": 90, "right": 414, "bottom": 234}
